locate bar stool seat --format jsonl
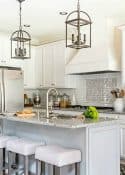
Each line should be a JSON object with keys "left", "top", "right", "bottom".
{"left": 6, "top": 138, "right": 41, "bottom": 156}
{"left": 0, "top": 135, "right": 19, "bottom": 174}
{"left": 0, "top": 135, "right": 18, "bottom": 148}
{"left": 35, "top": 145, "right": 81, "bottom": 167}
{"left": 7, "top": 138, "right": 41, "bottom": 175}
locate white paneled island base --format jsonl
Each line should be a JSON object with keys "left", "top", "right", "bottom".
{"left": 0, "top": 116, "right": 120, "bottom": 175}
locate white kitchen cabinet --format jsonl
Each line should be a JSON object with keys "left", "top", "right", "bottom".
{"left": 22, "top": 46, "right": 36, "bottom": 89}
{"left": 0, "top": 35, "right": 8, "bottom": 65}
{"left": 100, "top": 113, "right": 125, "bottom": 160}
{"left": 35, "top": 41, "right": 66, "bottom": 88}
{"left": 0, "top": 35, "right": 23, "bottom": 68}
{"left": 53, "top": 41, "right": 65, "bottom": 87}
{"left": 35, "top": 46, "right": 43, "bottom": 88}
{"left": 0, "top": 35, "right": 12, "bottom": 66}
{"left": 42, "top": 43, "right": 54, "bottom": 87}
{"left": 120, "top": 125, "right": 125, "bottom": 158}
{"left": 87, "top": 125, "right": 120, "bottom": 175}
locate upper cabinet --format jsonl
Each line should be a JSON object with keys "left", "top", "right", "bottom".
{"left": 0, "top": 35, "right": 24, "bottom": 68}
{"left": 35, "top": 46, "right": 43, "bottom": 88}
{"left": 65, "top": 18, "right": 121, "bottom": 74}
{"left": 35, "top": 41, "right": 66, "bottom": 88}
{"left": 53, "top": 42, "right": 65, "bottom": 87}
{"left": 42, "top": 43, "right": 54, "bottom": 87}
{"left": 22, "top": 46, "right": 36, "bottom": 89}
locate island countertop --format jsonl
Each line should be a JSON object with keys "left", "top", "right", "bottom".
{"left": 0, "top": 113, "right": 119, "bottom": 129}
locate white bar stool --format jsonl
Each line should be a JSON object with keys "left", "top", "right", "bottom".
{"left": 6, "top": 138, "right": 41, "bottom": 175}
{"left": 35, "top": 145, "right": 81, "bottom": 175}
{"left": 0, "top": 135, "right": 18, "bottom": 175}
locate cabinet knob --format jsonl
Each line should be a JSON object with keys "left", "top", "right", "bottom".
{"left": 51, "top": 83, "right": 55, "bottom": 86}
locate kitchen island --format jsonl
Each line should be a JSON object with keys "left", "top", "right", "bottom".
{"left": 0, "top": 114, "right": 120, "bottom": 175}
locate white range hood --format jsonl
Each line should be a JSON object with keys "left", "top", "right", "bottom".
{"left": 118, "top": 25, "right": 125, "bottom": 88}
{"left": 65, "top": 18, "right": 122, "bottom": 75}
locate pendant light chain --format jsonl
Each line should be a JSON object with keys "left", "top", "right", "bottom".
{"left": 77, "top": 0, "right": 80, "bottom": 12}
{"left": 19, "top": 1, "right": 22, "bottom": 30}
{"left": 77, "top": 0, "right": 80, "bottom": 45}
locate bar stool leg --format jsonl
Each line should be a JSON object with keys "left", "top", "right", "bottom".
{"left": 41, "top": 162, "right": 45, "bottom": 175}
{"left": 53, "top": 165, "right": 56, "bottom": 175}
{"left": 57, "top": 167, "right": 61, "bottom": 175}
{"left": 15, "top": 153, "right": 19, "bottom": 175}
{"left": 36, "top": 160, "right": 41, "bottom": 175}
{"left": 8, "top": 151, "right": 12, "bottom": 175}
{"left": 75, "top": 163, "right": 80, "bottom": 175}
{"left": 24, "top": 156, "right": 29, "bottom": 175}
{"left": 0, "top": 148, "right": 3, "bottom": 174}
{"left": 3, "top": 148, "right": 6, "bottom": 175}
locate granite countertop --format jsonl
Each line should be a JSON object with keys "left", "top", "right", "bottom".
{"left": 28, "top": 106, "right": 125, "bottom": 115}
{"left": 0, "top": 113, "right": 119, "bottom": 129}
{"left": 53, "top": 108, "right": 125, "bottom": 115}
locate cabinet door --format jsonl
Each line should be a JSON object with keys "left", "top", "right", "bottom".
{"left": 120, "top": 126, "right": 125, "bottom": 158}
{"left": 0, "top": 35, "right": 9, "bottom": 65}
{"left": 88, "top": 125, "right": 120, "bottom": 175}
{"left": 35, "top": 46, "right": 43, "bottom": 88}
{"left": 23, "top": 46, "right": 36, "bottom": 88}
{"left": 42, "top": 44, "right": 54, "bottom": 87}
{"left": 53, "top": 41, "right": 65, "bottom": 87}
{"left": 0, "top": 35, "right": 24, "bottom": 68}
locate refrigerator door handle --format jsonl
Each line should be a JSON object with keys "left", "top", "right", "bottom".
{"left": 1, "top": 70, "right": 5, "bottom": 114}
{"left": 0, "top": 82, "right": 4, "bottom": 114}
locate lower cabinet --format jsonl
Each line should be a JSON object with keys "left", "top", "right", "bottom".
{"left": 120, "top": 125, "right": 125, "bottom": 158}
{"left": 87, "top": 125, "right": 120, "bottom": 175}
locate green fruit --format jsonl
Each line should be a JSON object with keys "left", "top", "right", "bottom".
{"left": 83, "top": 106, "right": 99, "bottom": 119}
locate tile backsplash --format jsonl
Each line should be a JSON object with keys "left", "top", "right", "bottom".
{"left": 86, "top": 76, "right": 118, "bottom": 106}
{"left": 25, "top": 72, "right": 121, "bottom": 108}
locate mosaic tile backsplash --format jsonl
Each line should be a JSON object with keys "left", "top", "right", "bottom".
{"left": 86, "top": 78, "right": 117, "bottom": 105}
{"left": 64, "top": 72, "right": 121, "bottom": 107}
{"left": 25, "top": 72, "right": 121, "bottom": 107}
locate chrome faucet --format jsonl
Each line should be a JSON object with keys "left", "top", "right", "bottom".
{"left": 46, "top": 88, "right": 58, "bottom": 119}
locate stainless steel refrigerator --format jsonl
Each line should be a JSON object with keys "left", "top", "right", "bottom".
{"left": 0, "top": 67, "right": 24, "bottom": 113}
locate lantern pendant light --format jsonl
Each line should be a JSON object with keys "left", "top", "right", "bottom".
{"left": 66, "top": 0, "right": 92, "bottom": 49}
{"left": 11, "top": 0, "right": 31, "bottom": 59}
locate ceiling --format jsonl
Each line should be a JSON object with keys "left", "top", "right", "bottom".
{"left": 0, "top": 0, "right": 125, "bottom": 45}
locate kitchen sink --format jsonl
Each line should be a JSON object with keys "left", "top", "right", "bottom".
{"left": 49, "top": 113, "right": 77, "bottom": 120}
